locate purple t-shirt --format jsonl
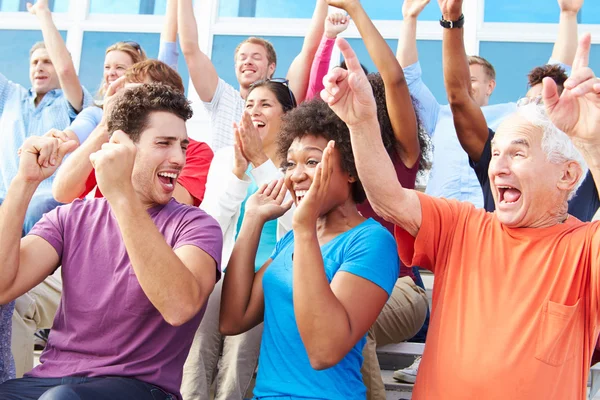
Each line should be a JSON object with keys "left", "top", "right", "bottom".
{"left": 26, "top": 198, "right": 222, "bottom": 398}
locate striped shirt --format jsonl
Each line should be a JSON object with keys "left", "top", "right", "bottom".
{"left": 203, "top": 78, "right": 244, "bottom": 152}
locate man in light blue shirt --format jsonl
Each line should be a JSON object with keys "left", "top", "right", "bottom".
{"left": 396, "top": 0, "right": 578, "bottom": 208}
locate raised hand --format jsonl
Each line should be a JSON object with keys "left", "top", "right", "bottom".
{"left": 543, "top": 34, "right": 600, "bottom": 146}
{"left": 244, "top": 179, "right": 293, "bottom": 223}
{"left": 26, "top": 0, "right": 50, "bottom": 16}
{"left": 403, "top": 0, "right": 431, "bottom": 19}
{"left": 89, "top": 130, "right": 137, "bottom": 201}
{"left": 321, "top": 38, "right": 377, "bottom": 128}
{"left": 292, "top": 141, "right": 335, "bottom": 230}
{"left": 558, "top": 0, "right": 584, "bottom": 14}
{"left": 437, "top": 0, "right": 463, "bottom": 20}
{"left": 232, "top": 124, "right": 250, "bottom": 180}
{"left": 326, "top": 0, "right": 361, "bottom": 12}
{"left": 237, "top": 111, "right": 269, "bottom": 167}
{"left": 100, "top": 75, "right": 127, "bottom": 125}
{"left": 18, "top": 136, "right": 77, "bottom": 183}
{"left": 325, "top": 13, "right": 351, "bottom": 39}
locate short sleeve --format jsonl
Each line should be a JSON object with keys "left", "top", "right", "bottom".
{"left": 177, "top": 140, "right": 214, "bottom": 206}
{"left": 270, "top": 230, "right": 295, "bottom": 261}
{"left": 469, "top": 129, "right": 493, "bottom": 186}
{"left": 203, "top": 78, "right": 243, "bottom": 152}
{"left": 394, "top": 191, "right": 463, "bottom": 274}
{"left": 338, "top": 222, "right": 399, "bottom": 296}
{"left": 66, "top": 86, "right": 95, "bottom": 119}
{"left": 174, "top": 208, "right": 224, "bottom": 281}
{"left": 28, "top": 204, "right": 69, "bottom": 258}
{"left": 158, "top": 41, "right": 179, "bottom": 70}
{"left": 66, "top": 106, "right": 103, "bottom": 143}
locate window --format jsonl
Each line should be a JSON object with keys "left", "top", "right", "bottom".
{"left": 0, "top": 0, "right": 69, "bottom": 12}
{"left": 484, "top": 0, "right": 561, "bottom": 23}
{"left": 211, "top": 35, "right": 305, "bottom": 90}
{"left": 80, "top": 32, "right": 190, "bottom": 96}
{"left": 89, "top": 0, "right": 167, "bottom": 15}
{"left": 0, "top": 30, "right": 66, "bottom": 88}
{"left": 344, "top": 39, "right": 446, "bottom": 104}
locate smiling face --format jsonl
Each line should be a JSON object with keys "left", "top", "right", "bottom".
{"left": 284, "top": 135, "right": 355, "bottom": 213}
{"left": 29, "top": 48, "right": 60, "bottom": 96}
{"left": 131, "top": 111, "right": 189, "bottom": 208}
{"left": 489, "top": 114, "right": 575, "bottom": 228}
{"left": 104, "top": 50, "right": 135, "bottom": 90}
{"left": 245, "top": 86, "right": 285, "bottom": 149}
{"left": 235, "top": 42, "right": 275, "bottom": 88}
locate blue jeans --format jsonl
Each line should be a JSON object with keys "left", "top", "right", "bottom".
{"left": 409, "top": 266, "right": 430, "bottom": 343}
{"left": 0, "top": 376, "right": 175, "bottom": 400}
{"left": 0, "top": 194, "right": 62, "bottom": 236}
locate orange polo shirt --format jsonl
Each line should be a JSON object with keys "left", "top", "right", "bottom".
{"left": 395, "top": 192, "right": 600, "bottom": 400}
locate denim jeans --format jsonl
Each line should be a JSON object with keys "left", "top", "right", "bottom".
{"left": 409, "top": 266, "right": 430, "bottom": 343}
{"left": 0, "top": 376, "right": 175, "bottom": 400}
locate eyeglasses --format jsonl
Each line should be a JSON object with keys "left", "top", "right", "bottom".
{"left": 516, "top": 94, "right": 543, "bottom": 107}
{"left": 250, "top": 78, "right": 297, "bottom": 109}
{"left": 122, "top": 41, "right": 142, "bottom": 55}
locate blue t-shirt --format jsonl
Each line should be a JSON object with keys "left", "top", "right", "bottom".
{"left": 253, "top": 219, "right": 399, "bottom": 400}
{"left": 235, "top": 166, "right": 278, "bottom": 271}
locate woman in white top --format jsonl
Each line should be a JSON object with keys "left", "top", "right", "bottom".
{"left": 181, "top": 79, "right": 297, "bottom": 400}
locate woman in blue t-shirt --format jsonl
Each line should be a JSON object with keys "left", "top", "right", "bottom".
{"left": 220, "top": 99, "right": 400, "bottom": 400}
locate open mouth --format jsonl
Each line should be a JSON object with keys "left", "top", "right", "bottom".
{"left": 497, "top": 186, "right": 521, "bottom": 204}
{"left": 252, "top": 120, "right": 266, "bottom": 128}
{"left": 295, "top": 190, "right": 308, "bottom": 203}
{"left": 242, "top": 68, "right": 256, "bottom": 75}
{"left": 157, "top": 172, "right": 177, "bottom": 192}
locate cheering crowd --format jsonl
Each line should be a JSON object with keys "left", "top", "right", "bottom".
{"left": 0, "top": 0, "right": 599, "bottom": 399}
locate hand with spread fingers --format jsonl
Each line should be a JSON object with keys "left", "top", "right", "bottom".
{"left": 237, "top": 111, "right": 269, "bottom": 167}
{"left": 543, "top": 34, "right": 600, "bottom": 146}
{"left": 292, "top": 141, "right": 335, "bottom": 230}
{"left": 403, "top": 0, "right": 431, "bottom": 19}
{"left": 18, "top": 136, "right": 78, "bottom": 183}
{"left": 244, "top": 178, "right": 293, "bottom": 223}
{"left": 325, "top": 12, "right": 351, "bottom": 39}
{"left": 89, "top": 130, "right": 137, "bottom": 201}
{"left": 232, "top": 123, "right": 250, "bottom": 180}
{"left": 320, "top": 38, "right": 378, "bottom": 128}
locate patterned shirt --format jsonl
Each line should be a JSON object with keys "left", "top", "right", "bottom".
{"left": 0, "top": 72, "right": 92, "bottom": 198}
{"left": 203, "top": 78, "right": 244, "bottom": 152}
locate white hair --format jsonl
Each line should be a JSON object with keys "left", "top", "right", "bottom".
{"left": 517, "top": 103, "right": 588, "bottom": 201}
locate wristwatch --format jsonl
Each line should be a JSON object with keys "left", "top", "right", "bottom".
{"left": 439, "top": 14, "right": 465, "bottom": 29}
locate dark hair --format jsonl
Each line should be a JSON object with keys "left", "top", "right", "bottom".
{"left": 106, "top": 83, "right": 193, "bottom": 143}
{"left": 125, "top": 60, "right": 185, "bottom": 94}
{"left": 340, "top": 59, "right": 369, "bottom": 75}
{"left": 247, "top": 79, "right": 297, "bottom": 112}
{"left": 527, "top": 64, "right": 568, "bottom": 95}
{"left": 367, "top": 73, "right": 430, "bottom": 172}
{"left": 277, "top": 98, "right": 366, "bottom": 204}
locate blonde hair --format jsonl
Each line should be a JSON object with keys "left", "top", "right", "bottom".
{"left": 468, "top": 55, "right": 496, "bottom": 81}
{"left": 96, "top": 41, "right": 148, "bottom": 98}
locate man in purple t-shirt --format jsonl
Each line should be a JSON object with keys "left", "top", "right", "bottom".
{"left": 0, "top": 84, "right": 223, "bottom": 400}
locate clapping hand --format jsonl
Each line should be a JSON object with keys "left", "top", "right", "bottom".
{"left": 244, "top": 179, "right": 293, "bottom": 223}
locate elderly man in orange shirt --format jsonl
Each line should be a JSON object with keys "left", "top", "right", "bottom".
{"left": 320, "top": 18, "right": 600, "bottom": 400}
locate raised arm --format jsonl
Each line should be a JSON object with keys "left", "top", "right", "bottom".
{"left": 305, "top": 13, "right": 350, "bottom": 101}
{"left": 27, "top": 1, "right": 84, "bottom": 111}
{"left": 0, "top": 136, "right": 75, "bottom": 305}
{"left": 396, "top": 0, "right": 440, "bottom": 136}
{"left": 219, "top": 180, "right": 291, "bottom": 335}
{"left": 178, "top": 0, "right": 219, "bottom": 102}
{"left": 286, "top": 0, "right": 328, "bottom": 104}
{"left": 551, "top": 0, "right": 583, "bottom": 66}
{"left": 158, "top": 0, "right": 179, "bottom": 69}
{"left": 333, "top": 0, "right": 420, "bottom": 167}
{"left": 544, "top": 34, "right": 600, "bottom": 199}
{"left": 440, "top": 0, "right": 489, "bottom": 162}
{"left": 323, "top": 38, "right": 422, "bottom": 236}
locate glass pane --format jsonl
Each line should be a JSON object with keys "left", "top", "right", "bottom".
{"left": 0, "top": 29, "right": 67, "bottom": 88}
{"left": 479, "top": 42, "right": 600, "bottom": 104}
{"left": 484, "top": 0, "right": 561, "bottom": 23}
{"left": 344, "top": 38, "right": 445, "bottom": 104}
{"left": 89, "top": 0, "right": 167, "bottom": 15}
{"left": 581, "top": 3, "right": 600, "bottom": 24}
{"left": 0, "top": 0, "right": 69, "bottom": 12}
{"left": 211, "top": 35, "right": 304, "bottom": 90}
{"left": 218, "top": 0, "right": 439, "bottom": 20}
{"left": 80, "top": 31, "right": 189, "bottom": 96}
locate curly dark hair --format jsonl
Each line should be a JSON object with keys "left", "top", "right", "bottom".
{"left": 367, "top": 73, "right": 430, "bottom": 172}
{"left": 277, "top": 98, "right": 366, "bottom": 204}
{"left": 527, "top": 64, "right": 568, "bottom": 95}
{"left": 106, "top": 83, "right": 193, "bottom": 143}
